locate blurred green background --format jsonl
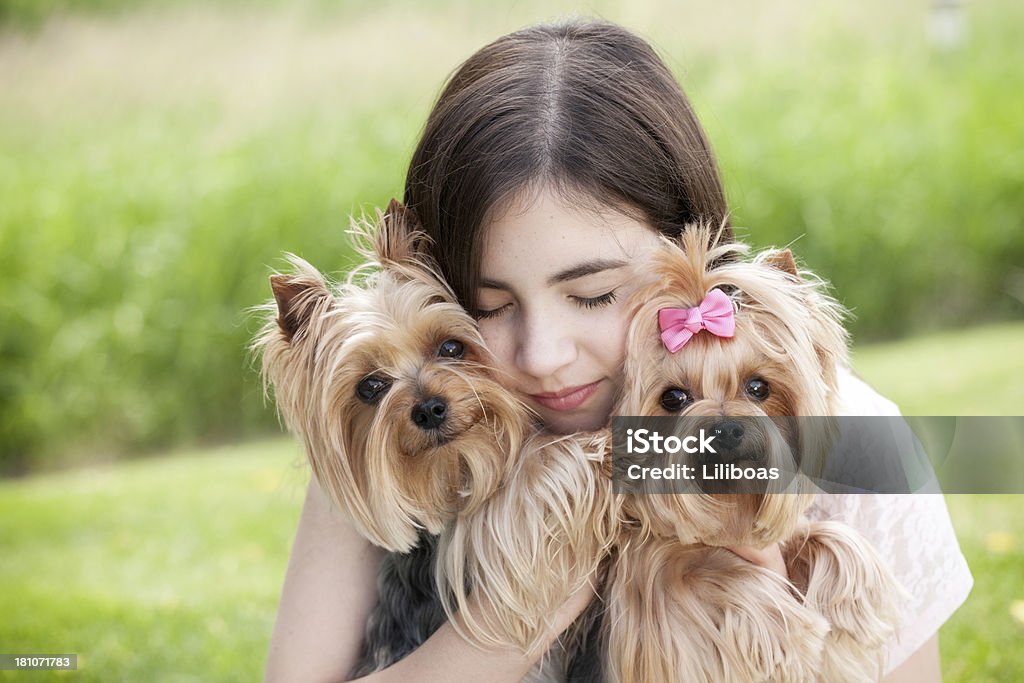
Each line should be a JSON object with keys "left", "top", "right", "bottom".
{"left": 0, "top": 0, "right": 1022, "bottom": 680}
{"left": 1, "top": 0, "right": 1022, "bottom": 472}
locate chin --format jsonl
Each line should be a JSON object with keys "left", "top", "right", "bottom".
{"left": 539, "top": 401, "right": 613, "bottom": 434}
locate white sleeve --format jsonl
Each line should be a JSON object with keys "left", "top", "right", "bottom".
{"left": 806, "top": 366, "right": 974, "bottom": 673}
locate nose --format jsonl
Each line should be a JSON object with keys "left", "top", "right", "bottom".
{"left": 711, "top": 420, "right": 745, "bottom": 453}
{"left": 514, "top": 309, "right": 578, "bottom": 380}
{"left": 411, "top": 396, "right": 448, "bottom": 430}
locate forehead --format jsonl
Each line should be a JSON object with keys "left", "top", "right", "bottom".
{"left": 479, "top": 186, "right": 661, "bottom": 282}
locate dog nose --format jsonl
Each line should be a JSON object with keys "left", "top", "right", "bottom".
{"left": 712, "top": 420, "right": 745, "bottom": 451}
{"left": 411, "top": 396, "right": 448, "bottom": 430}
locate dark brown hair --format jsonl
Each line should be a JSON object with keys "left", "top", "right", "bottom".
{"left": 403, "top": 18, "right": 730, "bottom": 312}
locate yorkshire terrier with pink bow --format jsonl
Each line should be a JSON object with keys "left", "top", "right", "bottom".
{"left": 255, "top": 203, "right": 902, "bottom": 682}
{"left": 602, "top": 225, "right": 905, "bottom": 683}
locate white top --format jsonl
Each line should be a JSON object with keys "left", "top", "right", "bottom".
{"left": 806, "top": 366, "right": 974, "bottom": 673}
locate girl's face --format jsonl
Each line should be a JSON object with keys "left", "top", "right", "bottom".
{"left": 476, "top": 185, "right": 663, "bottom": 434}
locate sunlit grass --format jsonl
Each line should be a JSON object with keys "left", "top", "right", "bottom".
{"left": 2, "top": 441, "right": 1021, "bottom": 682}
{"left": 0, "top": 438, "right": 309, "bottom": 682}
{"left": 1, "top": 3, "right": 1022, "bottom": 675}
{"left": 852, "top": 321, "right": 1024, "bottom": 416}
{"left": 1, "top": 323, "right": 1022, "bottom": 680}
{"left": 943, "top": 495, "right": 1024, "bottom": 683}
{"left": 2, "top": 1, "right": 1022, "bottom": 471}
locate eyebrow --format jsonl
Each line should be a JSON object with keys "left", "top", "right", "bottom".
{"left": 480, "top": 258, "right": 629, "bottom": 290}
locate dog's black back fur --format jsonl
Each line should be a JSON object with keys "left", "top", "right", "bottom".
{"left": 564, "top": 598, "right": 606, "bottom": 682}
{"left": 349, "top": 531, "right": 447, "bottom": 677}
{"left": 350, "top": 531, "right": 605, "bottom": 681}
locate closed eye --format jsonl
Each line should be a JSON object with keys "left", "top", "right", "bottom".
{"left": 475, "top": 303, "right": 511, "bottom": 320}
{"left": 570, "top": 290, "right": 617, "bottom": 310}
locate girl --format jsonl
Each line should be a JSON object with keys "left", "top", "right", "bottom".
{"left": 265, "top": 19, "right": 971, "bottom": 683}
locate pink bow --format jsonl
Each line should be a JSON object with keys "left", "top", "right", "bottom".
{"left": 658, "top": 289, "right": 736, "bottom": 353}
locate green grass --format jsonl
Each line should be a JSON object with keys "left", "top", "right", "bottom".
{"left": 942, "top": 495, "right": 1024, "bottom": 683}
{"left": 2, "top": 0, "right": 1023, "bottom": 471}
{"left": 836, "top": 324, "right": 1024, "bottom": 679}
{"left": 1, "top": 6, "right": 1022, "bottom": 676}
{"left": 0, "top": 438, "right": 310, "bottom": 682}
{"left": 1, "top": 455, "right": 1020, "bottom": 683}
{"left": 852, "top": 321, "right": 1024, "bottom": 416}
{"left": 1, "top": 323, "right": 1022, "bottom": 681}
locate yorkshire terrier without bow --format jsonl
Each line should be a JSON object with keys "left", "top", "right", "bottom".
{"left": 254, "top": 201, "right": 615, "bottom": 679}
{"left": 602, "top": 225, "right": 906, "bottom": 683}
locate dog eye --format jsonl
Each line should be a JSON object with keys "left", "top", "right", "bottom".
{"left": 437, "top": 339, "right": 465, "bottom": 359}
{"left": 356, "top": 376, "right": 391, "bottom": 404}
{"left": 660, "top": 388, "right": 693, "bottom": 412}
{"left": 745, "top": 378, "right": 770, "bottom": 401}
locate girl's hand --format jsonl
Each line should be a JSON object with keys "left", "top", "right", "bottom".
{"left": 726, "top": 542, "right": 789, "bottom": 579}
{"left": 457, "top": 573, "right": 597, "bottom": 661}
{"left": 549, "top": 577, "right": 599, "bottom": 637}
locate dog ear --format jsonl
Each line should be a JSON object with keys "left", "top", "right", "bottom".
{"left": 764, "top": 249, "right": 799, "bottom": 279}
{"left": 270, "top": 258, "right": 331, "bottom": 341}
{"left": 374, "top": 198, "right": 434, "bottom": 268}
{"left": 761, "top": 249, "right": 849, "bottom": 405}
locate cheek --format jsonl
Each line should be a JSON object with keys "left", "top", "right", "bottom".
{"left": 479, "top": 320, "right": 516, "bottom": 373}
{"left": 585, "top": 306, "right": 629, "bottom": 370}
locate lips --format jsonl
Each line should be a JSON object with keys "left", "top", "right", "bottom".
{"left": 529, "top": 381, "right": 602, "bottom": 412}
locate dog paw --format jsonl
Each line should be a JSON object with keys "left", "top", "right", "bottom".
{"left": 715, "top": 575, "right": 830, "bottom": 683}
{"left": 785, "top": 521, "right": 906, "bottom": 682}
{"left": 608, "top": 542, "right": 829, "bottom": 683}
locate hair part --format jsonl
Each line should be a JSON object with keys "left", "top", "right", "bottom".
{"left": 404, "top": 18, "right": 730, "bottom": 313}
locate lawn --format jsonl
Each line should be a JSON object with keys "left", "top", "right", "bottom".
{"left": 0, "top": 438, "right": 309, "bottom": 682}
{"left": 854, "top": 322, "right": 1024, "bottom": 681}
{"left": 1, "top": 0, "right": 1021, "bottom": 678}
{"left": 2, "top": 0, "right": 1022, "bottom": 473}
{"left": 852, "top": 322, "right": 1024, "bottom": 416}
{"left": 1, "top": 323, "right": 1022, "bottom": 681}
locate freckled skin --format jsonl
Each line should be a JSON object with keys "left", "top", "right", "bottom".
{"left": 476, "top": 186, "right": 664, "bottom": 434}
